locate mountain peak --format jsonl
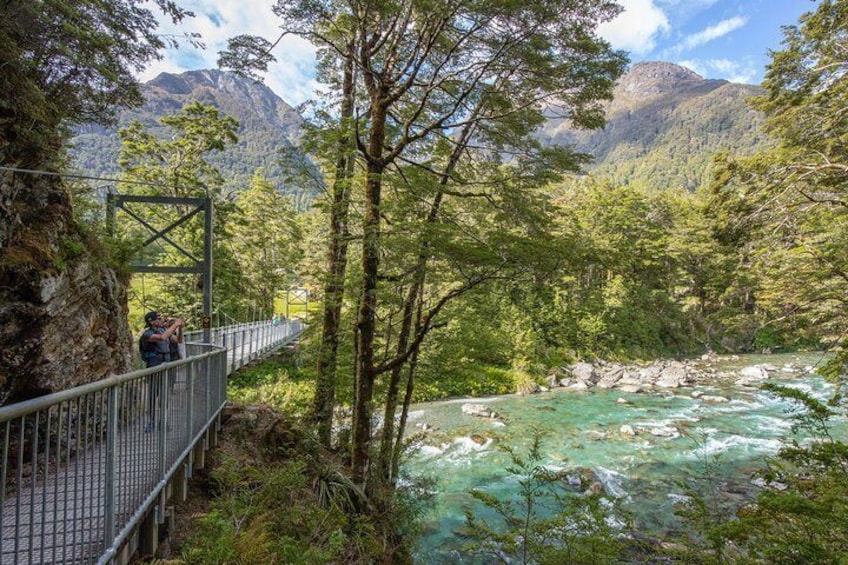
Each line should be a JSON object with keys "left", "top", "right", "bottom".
{"left": 617, "top": 61, "right": 721, "bottom": 98}
{"left": 147, "top": 69, "right": 290, "bottom": 106}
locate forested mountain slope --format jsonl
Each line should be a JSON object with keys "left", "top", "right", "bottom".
{"left": 69, "top": 62, "right": 764, "bottom": 196}
{"left": 68, "top": 69, "right": 307, "bottom": 197}
{"left": 541, "top": 61, "right": 766, "bottom": 191}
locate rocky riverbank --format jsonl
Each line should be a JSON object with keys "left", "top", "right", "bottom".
{"left": 460, "top": 354, "right": 815, "bottom": 421}
{"left": 541, "top": 354, "right": 810, "bottom": 395}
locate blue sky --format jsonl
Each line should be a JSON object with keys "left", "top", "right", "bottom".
{"left": 141, "top": 0, "right": 815, "bottom": 105}
{"left": 599, "top": 0, "right": 815, "bottom": 84}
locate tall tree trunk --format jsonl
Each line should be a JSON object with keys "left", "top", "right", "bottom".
{"left": 392, "top": 299, "right": 424, "bottom": 483}
{"left": 376, "top": 117, "right": 476, "bottom": 482}
{"left": 377, "top": 263, "right": 425, "bottom": 482}
{"left": 312, "top": 42, "right": 356, "bottom": 448}
{"left": 352, "top": 99, "right": 388, "bottom": 485}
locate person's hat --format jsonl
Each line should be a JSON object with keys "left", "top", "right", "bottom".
{"left": 144, "top": 311, "right": 160, "bottom": 325}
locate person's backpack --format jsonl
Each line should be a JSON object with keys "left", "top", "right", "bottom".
{"left": 139, "top": 329, "right": 158, "bottom": 359}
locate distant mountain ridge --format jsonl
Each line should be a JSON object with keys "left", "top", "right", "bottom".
{"left": 541, "top": 61, "right": 766, "bottom": 191}
{"left": 69, "top": 69, "right": 307, "bottom": 199}
{"left": 69, "top": 62, "right": 766, "bottom": 199}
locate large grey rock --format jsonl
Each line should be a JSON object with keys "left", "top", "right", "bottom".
{"left": 620, "top": 424, "right": 637, "bottom": 436}
{"left": 462, "top": 403, "right": 498, "bottom": 418}
{"left": 637, "top": 364, "right": 663, "bottom": 383}
{"left": 739, "top": 365, "right": 769, "bottom": 380}
{"left": 596, "top": 367, "right": 625, "bottom": 389}
{"left": 0, "top": 172, "right": 133, "bottom": 404}
{"left": 701, "top": 395, "right": 730, "bottom": 404}
{"left": 571, "top": 362, "right": 597, "bottom": 384}
{"left": 655, "top": 361, "right": 689, "bottom": 388}
{"left": 647, "top": 426, "right": 679, "bottom": 438}
{"left": 617, "top": 370, "right": 644, "bottom": 386}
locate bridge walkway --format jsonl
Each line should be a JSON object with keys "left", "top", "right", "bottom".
{"left": 0, "top": 319, "right": 304, "bottom": 564}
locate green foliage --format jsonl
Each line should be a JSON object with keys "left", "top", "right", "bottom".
{"left": 181, "top": 458, "right": 348, "bottom": 565}
{"left": 706, "top": 0, "right": 848, "bottom": 353}
{"left": 113, "top": 102, "right": 307, "bottom": 326}
{"left": 462, "top": 431, "right": 628, "bottom": 564}
{"left": 118, "top": 101, "right": 239, "bottom": 195}
{"left": 229, "top": 360, "right": 316, "bottom": 417}
{"left": 0, "top": 0, "right": 195, "bottom": 165}
{"left": 513, "top": 371, "right": 541, "bottom": 396}
{"left": 819, "top": 351, "right": 848, "bottom": 403}
{"left": 413, "top": 363, "right": 515, "bottom": 402}
{"left": 230, "top": 172, "right": 303, "bottom": 314}
{"left": 752, "top": 327, "right": 781, "bottom": 351}
{"left": 175, "top": 404, "right": 431, "bottom": 564}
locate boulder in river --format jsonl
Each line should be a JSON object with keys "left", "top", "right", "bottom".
{"left": 462, "top": 403, "right": 498, "bottom": 419}
{"left": 700, "top": 395, "right": 730, "bottom": 404}
{"left": 740, "top": 365, "right": 769, "bottom": 380}
{"left": 646, "top": 426, "right": 679, "bottom": 438}
{"left": 655, "top": 361, "right": 690, "bottom": 388}
{"left": 620, "top": 424, "right": 637, "bottom": 437}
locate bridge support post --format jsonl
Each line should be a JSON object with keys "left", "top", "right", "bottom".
{"left": 192, "top": 439, "right": 206, "bottom": 470}
{"left": 209, "top": 415, "right": 219, "bottom": 447}
{"left": 171, "top": 463, "right": 189, "bottom": 503}
{"left": 139, "top": 508, "right": 159, "bottom": 558}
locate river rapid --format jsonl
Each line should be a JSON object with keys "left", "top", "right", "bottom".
{"left": 402, "top": 352, "right": 845, "bottom": 563}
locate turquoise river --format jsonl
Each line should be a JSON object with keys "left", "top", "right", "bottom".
{"left": 402, "top": 352, "right": 846, "bottom": 563}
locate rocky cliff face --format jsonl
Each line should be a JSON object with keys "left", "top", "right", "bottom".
{"left": 0, "top": 172, "right": 132, "bottom": 404}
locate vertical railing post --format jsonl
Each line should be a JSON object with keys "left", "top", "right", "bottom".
{"left": 231, "top": 329, "right": 237, "bottom": 371}
{"left": 222, "top": 332, "right": 229, "bottom": 374}
{"left": 206, "top": 356, "right": 212, "bottom": 423}
{"left": 104, "top": 386, "right": 118, "bottom": 547}
{"left": 249, "top": 328, "right": 254, "bottom": 362}
{"left": 157, "top": 372, "right": 167, "bottom": 484}
{"left": 0, "top": 421, "right": 8, "bottom": 554}
{"left": 187, "top": 361, "right": 195, "bottom": 448}
{"left": 240, "top": 329, "right": 247, "bottom": 369}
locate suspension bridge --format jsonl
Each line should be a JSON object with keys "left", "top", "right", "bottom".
{"left": 0, "top": 318, "right": 304, "bottom": 564}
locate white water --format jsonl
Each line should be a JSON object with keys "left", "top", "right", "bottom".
{"left": 402, "top": 353, "right": 844, "bottom": 563}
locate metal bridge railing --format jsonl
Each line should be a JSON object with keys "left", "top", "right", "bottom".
{"left": 0, "top": 345, "right": 227, "bottom": 564}
{"left": 184, "top": 318, "right": 304, "bottom": 373}
{"left": 0, "top": 318, "right": 305, "bottom": 564}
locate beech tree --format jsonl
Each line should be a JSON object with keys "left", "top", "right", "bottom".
{"left": 116, "top": 102, "right": 245, "bottom": 323}
{"left": 711, "top": 0, "right": 848, "bottom": 351}
{"left": 230, "top": 172, "right": 303, "bottom": 315}
{"left": 315, "top": 0, "right": 624, "bottom": 486}
{"left": 223, "top": 0, "right": 626, "bottom": 487}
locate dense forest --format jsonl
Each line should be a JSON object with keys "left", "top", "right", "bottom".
{"left": 1, "top": 0, "right": 846, "bottom": 563}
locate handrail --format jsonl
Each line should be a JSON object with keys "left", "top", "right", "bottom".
{"left": 0, "top": 349, "right": 221, "bottom": 423}
{"left": 0, "top": 319, "right": 304, "bottom": 564}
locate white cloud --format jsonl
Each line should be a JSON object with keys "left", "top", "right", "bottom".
{"left": 139, "top": 0, "right": 318, "bottom": 105}
{"left": 677, "top": 58, "right": 759, "bottom": 84}
{"left": 673, "top": 16, "right": 748, "bottom": 53}
{"left": 598, "top": 0, "right": 671, "bottom": 55}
